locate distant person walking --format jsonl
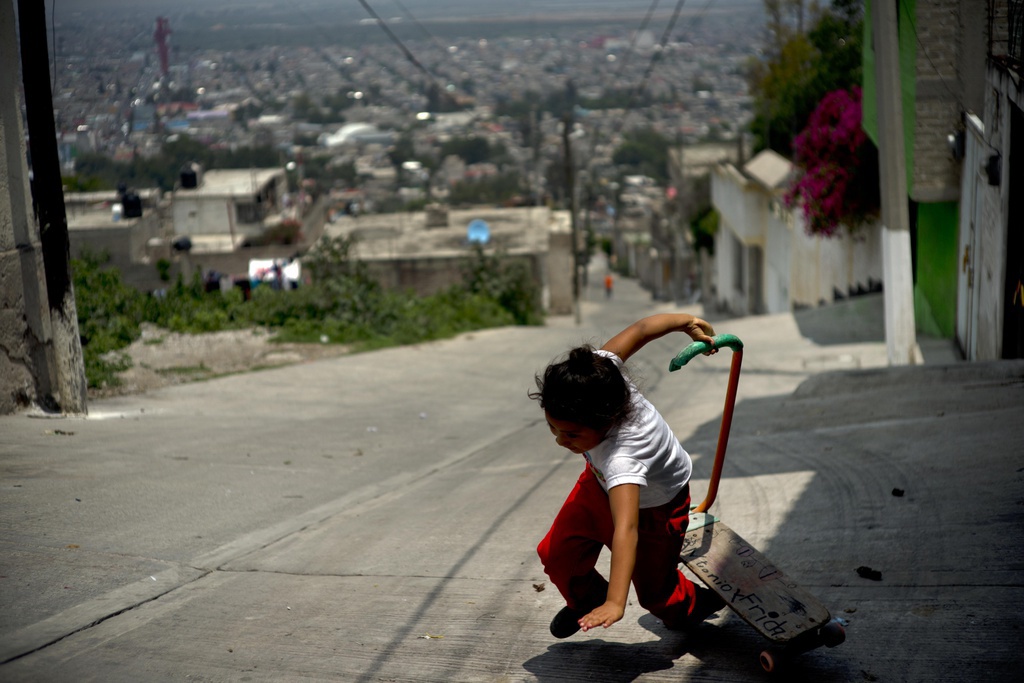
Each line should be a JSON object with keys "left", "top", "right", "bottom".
{"left": 604, "top": 273, "right": 614, "bottom": 299}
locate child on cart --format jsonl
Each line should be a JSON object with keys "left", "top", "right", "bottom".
{"left": 532, "top": 313, "right": 725, "bottom": 637}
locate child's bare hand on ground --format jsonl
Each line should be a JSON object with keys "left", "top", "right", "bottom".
{"left": 578, "top": 602, "right": 625, "bottom": 632}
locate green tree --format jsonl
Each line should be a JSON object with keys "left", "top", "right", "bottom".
{"left": 448, "top": 171, "right": 525, "bottom": 205}
{"left": 691, "top": 207, "right": 719, "bottom": 255}
{"left": 292, "top": 92, "right": 346, "bottom": 124}
{"left": 322, "top": 88, "right": 356, "bottom": 118}
{"left": 219, "top": 144, "right": 279, "bottom": 168}
{"left": 612, "top": 129, "right": 671, "bottom": 183}
{"left": 62, "top": 174, "right": 106, "bottom": 192}
{"left": 161, "top": 135, "right": 216, "bottom": 170}
{"left": 748, "top": 0, "right": 863, "bottom": 156}
{"left": 807, "top": 3, "right": 863, "bottom": 96}
{"left": 494, "top": 92, "right": 540, "bottom": 119}
{"left": 748, "top": 34, "right": 818, "bottom": 156}
{"left": 67, "top": 136, "right": 284, "bottom": 192}
{"left": 440, "top": 137, "right": 507, "bottom": 166}
{"left": 387, "top": 133, "right": 437, "bottom": 190}
{"left": 460, "top": 245, "right": 542, "bottom": 326}
{"left": 301, "top": 156, "right": 357, "bottom": 189}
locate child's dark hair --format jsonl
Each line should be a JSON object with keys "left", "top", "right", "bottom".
{"left": 529, "top": 345, "right": 635, "bottom": 432}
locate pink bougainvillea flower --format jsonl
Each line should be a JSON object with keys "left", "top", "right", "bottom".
{"left": 785, "top": 87, "right": 876, "bottom": 237}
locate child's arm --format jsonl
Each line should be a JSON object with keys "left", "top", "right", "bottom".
{"left": 601, "top": 313, "right": 716, "bottom": 362}
{"left": 578, "top": 483, "right": 640, "bottom": 632}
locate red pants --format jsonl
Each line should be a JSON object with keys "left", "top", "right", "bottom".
{"left": 537, "top": 466, "right": 699, "bottom": 628}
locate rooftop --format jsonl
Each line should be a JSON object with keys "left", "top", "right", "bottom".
{"left": 743, "top": 149, "right": 793, "bottom": 192}
{"left": 64, "top": 189, "right": 161, "bottom": 230}
{"left": 178, "top": 169, "right": 285, "bottom": 198}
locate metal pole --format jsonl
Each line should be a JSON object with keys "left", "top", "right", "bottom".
{"left": 563, "top": 113, "right": 580, "bottom": 325}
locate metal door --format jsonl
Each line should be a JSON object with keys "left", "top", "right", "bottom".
{"left": 956, "top": 114, "right": 984, "bottom": 360}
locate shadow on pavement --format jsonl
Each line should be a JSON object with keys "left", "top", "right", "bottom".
{"left": 792, "top": 294, "right": 885, "bottom": 345}
{"left": 521, "top": 614, "right": 854, "bottom": 681}
{"left": 663, "top": 358, "right": 1023, "bottom": 682}
{"left": 521, "top": 637, "right": 680, "bottom": 682}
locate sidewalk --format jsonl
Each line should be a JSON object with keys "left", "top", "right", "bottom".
{"left": 1, "top": 276, "right": 1022, "bottom": 682}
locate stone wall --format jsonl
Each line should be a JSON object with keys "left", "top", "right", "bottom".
{"left": 911, "top": 0, "right": 966, "bottom": 202}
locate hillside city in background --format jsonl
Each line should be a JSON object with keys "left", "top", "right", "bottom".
{"left": 49, "top": 0, "right": 765, "bottom": 212}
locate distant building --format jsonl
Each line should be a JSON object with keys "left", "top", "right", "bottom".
{"left": 64, "top": 187, "right": 168, "bottom": 290}
{"left": 171, "top": 168, "right": 287, "bottom": 251}
{"left": 712, "top": 150, "right": 883, "bottom": 316}
{"left": 323, "top": 205, "right": 574, "bottom": 315}
{"left": 318, "top": 123, "right": 394, "bottom": 148}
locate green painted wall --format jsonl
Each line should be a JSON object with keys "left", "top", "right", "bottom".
{"left": 915, "top": 202, "right": 959, "bottom": 337}
{"left": 862, "top": 0, "right": 917, "bottom": 190}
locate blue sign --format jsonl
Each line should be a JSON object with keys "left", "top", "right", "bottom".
{"left": 467, "top": 219, "right": 491, "bottom": 244}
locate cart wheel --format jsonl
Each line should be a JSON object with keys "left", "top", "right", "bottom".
{"left": 821, "top": 620, "right": 846, "bottom": 648}
{"left": 759, "top": 649, "right": 777, "bottom": 673}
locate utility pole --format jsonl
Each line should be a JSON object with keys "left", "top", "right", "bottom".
{"left": 17, "top": 0, "right": 88, "bottom": 411}
{"left": 871, "top": 0, "right": 918, "bottom": 365}
{"left": 562, "top": 113, "right": 581, "bottom": 325}
{"left": 531, "top": 106, "right": 541, "bottom": 207}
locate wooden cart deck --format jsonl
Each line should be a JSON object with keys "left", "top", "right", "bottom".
{"left": 680, "top": 513, "right": 832, "bottom": 644}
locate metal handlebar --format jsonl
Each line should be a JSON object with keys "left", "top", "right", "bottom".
{"left": 669, "top": 334, "right": 744, "bottom": 513}
{"left": 669, "top": 333, "right": 744, "bottom": 371}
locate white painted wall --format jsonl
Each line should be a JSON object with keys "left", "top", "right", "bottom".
{"left": 712, "top": 165, "right": 763, "bottom": 315}
{"left": 713, "top": 165, "right": 763, "bottom": 243}
{"left": 174, "top": 195, "right": 276, "bottom": 239}
{"left": 714, "top": 220, "right": 741, "bottom": 314}
{"left": 763, "top": 206, "right": 792, "bottom": 313}
{"left": 712, "top": 163, "right": 885, "bottom": 317}
{"left": 788, "top": 218, "right": 883, "bottom": 308}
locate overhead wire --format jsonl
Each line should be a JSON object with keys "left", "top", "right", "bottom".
{"left": 386, "top": 0, "right": 480, "bottom": 102}
{"left": 389, "top": 0, "right": 451, "bottom": 62}
{"left": 608, "top": 0, "right": 662, "bottom": 86}
{"left": 292, "top": 4, "right": 430, "bottom": 112}
{"left": 356, "top": 0, "right": 447, "bottom": 94}
{"left": 625, "top": 0, "right": 718, "bottom": 108}
{"left": 324, "top": 0, "right": 727, "bottom": 190}
{"left": 294, "top": 7, "right": 362, "bottom": 78}
{"left": 301, "top": 0, "right": 522, "bottom": 113}
{"left": 583, "top": 0, "right": 699, "bottom": 163}
{"left": 572, "top": 0, "right": 724, "bottom": 231}
{"left": 633, "top": 0, "right": 688, "bottom": 102}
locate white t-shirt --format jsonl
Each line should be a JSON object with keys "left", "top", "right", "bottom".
{"left": 583, "top": 349, "right": 692, "bottom": 508}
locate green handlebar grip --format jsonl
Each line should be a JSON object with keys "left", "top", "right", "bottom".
{"left": 669, "top": 334, "right": 744, "bottom": 371}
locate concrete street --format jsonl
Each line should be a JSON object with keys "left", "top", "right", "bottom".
{"left": 1, "top": 267, "right": 1022, "bottom": 682}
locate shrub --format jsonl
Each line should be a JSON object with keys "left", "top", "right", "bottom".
{"left": 459, "top": 245, "right": 542, "bottom": 326}
{"left": 245, "top": 219, "right": 303, "bottom": 247}
{"left": 72, "top": 234, "right": 544, "bottom": 387}
{"left": 71, "top": 251, "right": 144, "bottom": 387}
